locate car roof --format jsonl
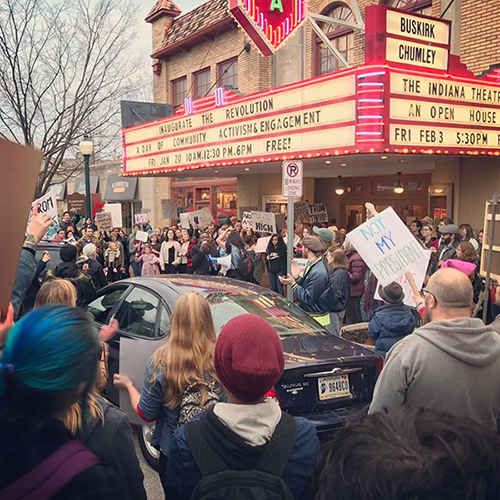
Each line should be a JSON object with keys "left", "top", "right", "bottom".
{"left": 118, "top": 275, "right": 270, "bottom": 298}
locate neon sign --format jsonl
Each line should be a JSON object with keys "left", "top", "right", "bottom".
{"left": 229, "top": 0, "right": 307, "bottom": 56}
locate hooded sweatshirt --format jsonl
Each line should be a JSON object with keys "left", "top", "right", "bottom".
{"left": 369, "top": 317, "right": 500, "bottom": 431}
{"left": 165, "top": 401, "right": 319, "bottom": 500}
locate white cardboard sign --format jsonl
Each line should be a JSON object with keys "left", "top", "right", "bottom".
{"left": 346, "top": 207, "right": 429, "bottom": 306}
{"left": 104, "top": 203, "right": 123, "bottom": 229}
{"left": 135, "top": 230, "right": 149, "bottom": 242}
{"left": 188, "top": 209, "right": 214, "bottom": 229}
{"left": 27, "top": 188, "right": 59, "bottom": 239}
{"left": 251, "top": 211, "right": 277, "bottom": 234}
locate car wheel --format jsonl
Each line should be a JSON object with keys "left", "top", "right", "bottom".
{"left": 137, "top": 423, "right": 160, "bottom": 471}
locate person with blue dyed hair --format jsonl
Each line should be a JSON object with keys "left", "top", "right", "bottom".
{"left": 0, "top": 306, "right": 127, "bottom": 499}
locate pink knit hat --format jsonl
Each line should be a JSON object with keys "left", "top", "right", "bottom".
{"left": 441, "top": 259, "right": 476, "bottom": 276}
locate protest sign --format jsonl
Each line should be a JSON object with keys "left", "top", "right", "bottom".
{"left": 292, "top": 258, "right": 308, "bottom": 277}
{"left": 0, "top": 139, "right": 43, "bottom": 318}
{"left": 188, "top": 208, "right": 214, "bottom": 229}
{"left": 95, "top": 212, "right": 113, "bottom": 231}
{"left": 241, "top": 211, "right": 252, "bottom": 230}
{"left": 255, "top": 236, "right": 271, "bottom": 254}
{"left": 161, "top": 199, "right": 178, "bottom": 219}
{"left": 275, "top": 213, "right": 287, "bottom": 233}
{"left": 294, "top": 201, "right": 310, "bottom": 223}
{"left": 309, "top": 203, "right": 328, "bottom": 223}
{"left": 239, "top": 206, "right": 258, "bottom": 220}
{"left": 179, "top": 213, "right": 190, "bottom": 229}
{"left": 135, "top": 230, "right": 149, "bottom": 242}
{"left": 27, "top": 188, "right": 60, "bottom": 240}
{"left": 346, "top": 207, "right": 429, "bottom": 306}
{"left": 103, "top": 203, "right": 123, "bottom": 228}
{"left": 134, "top": 213, "right": 148, "bottom": 224}
{"left": 251, "top": 211, "right": 277, "bottom": 234}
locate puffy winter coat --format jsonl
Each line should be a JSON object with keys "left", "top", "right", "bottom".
{"left": 347, "top": 251, "right": 368, "bottom": 297}
{"left": 368, "top": 303, "right": 415, "bottom": 356}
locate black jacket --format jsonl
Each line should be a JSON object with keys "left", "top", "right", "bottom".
{"left": 0, "top": 417, "right": 126, "bottom": 499}
{"left": 327, "top": 268, "right": 350, "bottom": 312}
{"left": 267, "top": 245, "right": 287, "bottom": 274}
{"left": 45, "top": 261, "right": 97, "bottom": 308}
{"left": 22, "top": 259, "right": 47, "bottom": 313}
{"left": 85, "top": 398, "right": 146, "bottom": 500}
{"left": 429, "top": 240, "right": 460, "bottom": 275}
{"left": 191, "top": 244, "right": 219, "bottom": 275}
{"left": 86, "top": 259, "right": 108, "bottom": 291}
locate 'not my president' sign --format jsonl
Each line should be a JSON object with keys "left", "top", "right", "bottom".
{"left": 346, "top": 207, "right": 429, "bottom": 306}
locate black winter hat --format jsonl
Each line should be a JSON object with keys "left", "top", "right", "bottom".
{"left": 60, "top": 244, "right": 77, "bottom": 262}
{"left": 378, "top": 282, "right": 405, "bottom": 304}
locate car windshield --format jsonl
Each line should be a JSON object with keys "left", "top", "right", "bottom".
{"left": 206, "top": 291, "right": 325, "bottom": 337}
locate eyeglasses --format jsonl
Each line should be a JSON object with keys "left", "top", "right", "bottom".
{"left": 421, "top": 288, "right": 438, "bottom": 304}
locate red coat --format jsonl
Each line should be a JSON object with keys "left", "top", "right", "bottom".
{"left": 347, "top": 251, "right": 368, "bottom": 297}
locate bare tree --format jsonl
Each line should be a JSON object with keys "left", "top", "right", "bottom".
{"left": 0, "top": 0, "right": 143, "bottom": 198}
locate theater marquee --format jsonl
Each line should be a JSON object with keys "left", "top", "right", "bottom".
{"left": 121, "top": 5, "right": 500, "bottom": 177}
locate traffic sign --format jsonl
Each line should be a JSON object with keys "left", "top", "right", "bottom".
{"left": 282, "top": 160, "right": 303, "bottom": 198}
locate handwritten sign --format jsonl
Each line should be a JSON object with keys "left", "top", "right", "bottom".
{"left": 255, "top": 236, "right": 271, "bottom": 254}
{"left": 242, "top": 211, "right": 252, "bottom": 230}
{"left": 134, "top": 213, "right": 148, "bottom": 224}
{"left": 294, "top": 201, "right": 310, "bottom": 223}
{"left": 103, "top": 203, "right": 123, "bottom": 228}
{"left": 95, "top": 212, "right": 113, "bottom": 232}
{"left": 346, "top": 207, "right": 429, "bottom": 306}
{"left": 135, "top": 230, "right": 149, "bottom": 242}
{"left": 309, "top": 203, "right": 328, "bottom": 223}
{"left": 27, "top": 189, "right": 59, "bottom": 240}
{"left": 188, "top": 208, "right": 214, "bottom": 230}
{"left": 179, "top": 213, "right": 190, "bottom": 229}
{"left": 251, "top": 211, "right": 278, "bottom": 234}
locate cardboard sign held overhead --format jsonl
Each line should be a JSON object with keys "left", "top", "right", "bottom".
{"left": 294, "top": 201, "right": 310, "bottom": 223}
{"left": 95, "top": 212, "right": 113, "bottom": 232}
{"left": 346, "top": 207, "right": 429, "bottom": 307}
{"left": 27, "top": 188, "right": 59, "bottom": 240}
{"left": 241, "top": 211, "right": 252, "bottom": 230}
{"left": 188, "top": 208, "right": 214, "bottom": 230}
{"left": 135, "top": 230, "right": 149, "bottom": 242}
{"left": 251, "top": 211, "right": 278, "bottom": 234}
{"left": 179, "top": 213, "right": 190, "bottom": 229}
{"left": 161, "top": 199, "right": 178, "bottom": 219}
{"left": 1, "top": 139, "right": 43, "bottom": 318}
{"left": 103, "top": 203, "right": 123, "bottom": 229}
{"left": 309, "top": 203, "right": 328, "bottom": 223}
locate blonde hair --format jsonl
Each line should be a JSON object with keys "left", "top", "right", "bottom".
{"left": 35, "top": 279, "right": 104, "bottom": 434}
{"left": 152, "top": 292, "right": 217, "bottom": 408}
{"left": 35, "top": 279, "right": 77, "bottom": 308}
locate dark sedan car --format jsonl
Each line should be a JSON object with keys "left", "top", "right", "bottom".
{"left": 86, "top": 275, "right": 383, "bottom": 468}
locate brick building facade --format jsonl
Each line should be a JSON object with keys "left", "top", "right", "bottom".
{"left": 146, "top": 0, "right": 500, "bottom": 230}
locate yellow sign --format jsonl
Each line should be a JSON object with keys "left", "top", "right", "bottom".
{"left": 390, "top": 124, "right": 500, "bottom": 149}
{"left": 123, "top": 75, "right": 356, "bottom": 174}
{"left": 386, "top": 37, "right": 448, "bottom": 71}
{"left": 386, "top": 9, "right": 450, "bottom": 45}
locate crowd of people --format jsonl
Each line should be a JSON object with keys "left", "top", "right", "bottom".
{"left": 1, "top": 207, "right": 499, "bottom": 499}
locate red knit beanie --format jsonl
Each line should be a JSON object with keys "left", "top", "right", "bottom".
{"left": 214, "top": 315, "right": 284, "bottom": 403}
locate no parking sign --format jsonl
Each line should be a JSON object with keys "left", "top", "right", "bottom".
{"left": 282, "top": 160, "right": 303, "bottom": 198}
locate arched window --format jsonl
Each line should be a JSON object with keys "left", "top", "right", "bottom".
{"left": 383, "top": 0, "right": 432, "bottom": 16}
{"left": 316, "top": 3, "right": 355, "bottom": 76}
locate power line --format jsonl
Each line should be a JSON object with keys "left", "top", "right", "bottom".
{"left": 440, "top": 0, "right": 456, "bottom": 18}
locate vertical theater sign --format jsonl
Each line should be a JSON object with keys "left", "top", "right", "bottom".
{"left": 121, "top": 5, "right": 500, "bottom": 177}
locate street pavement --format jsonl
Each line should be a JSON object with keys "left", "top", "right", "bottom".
{"left": 133, "top": 430, "right": 164, "bottom": 500}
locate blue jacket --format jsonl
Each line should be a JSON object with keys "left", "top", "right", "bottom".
{"left": 293, "top": 258, "right": 331, "bottom": 314}
{"left": 165, "top": 409, "right": 319, "bottom": 500}
{"left": 137, "top": 356, "right": 180, "bottom": 457}
{"left": 368, "top": 303, "right": 415, "bottom": 356}
{"left": 328, "top": 268, "right": 350, "bottom": 312}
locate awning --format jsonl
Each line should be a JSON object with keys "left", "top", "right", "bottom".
{"left": 51, "top": 181, "right": 67, "bottom": 200}
{"left": 104, "top": 174, "right": 138, "bottom": 202}
{"left": 74, "top": 176, "right": 99, "bottom": 194}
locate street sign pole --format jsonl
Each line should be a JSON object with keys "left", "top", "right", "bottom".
{"left": 286, "top": 197, "right": 294, "bottom": 301}
{"left": 282, "top": 160, "right": 303, "bottom": 302}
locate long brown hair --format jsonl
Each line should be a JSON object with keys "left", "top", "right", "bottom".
{"left": 327, "top": 248, "right": 349, "bottom": 271}
{"left": 152, "top": 292, "right": 217, "bottom": 408}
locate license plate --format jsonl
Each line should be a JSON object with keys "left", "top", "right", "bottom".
{"left": 318, "top": 375, "right": 350, "bottom": 400}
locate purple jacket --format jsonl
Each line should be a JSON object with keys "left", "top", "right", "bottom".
{"left": 347, "top": 251, "right": 368, "bottom": 297}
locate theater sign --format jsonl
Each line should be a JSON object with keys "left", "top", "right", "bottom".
{"left": 121, "top": 5, "right": 500, "bottom": 177}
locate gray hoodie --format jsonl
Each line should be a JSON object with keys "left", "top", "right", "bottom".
{"left": 369, "top": 317, "right": 500, "bottom": 431}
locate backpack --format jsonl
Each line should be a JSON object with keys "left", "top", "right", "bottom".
{"left": 235, "top": 248, "right": 255, "bottom": 282}
{"left": 178, "top": 379, "right": 221, "bottom": 427}
{"left": 185, "top": 411, "right": 297, "bottom": 500}
{"left": 0, "top": 440, "right": 99, "bottom": 500}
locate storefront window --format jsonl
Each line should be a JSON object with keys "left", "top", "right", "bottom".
{"left": 273, "top": 27, "right": 304, "bottom": 87}
{"left": 383, "top": 0, "right": 432, "bottom": 15}
{"left": 215, "top": 186, "right": 237, "bottom": 217}
{"left": 219, "top": 59, "right": 238, "bottom": 91}
{"left": 316, "top": 3, "right": 355, "bottom": 76}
